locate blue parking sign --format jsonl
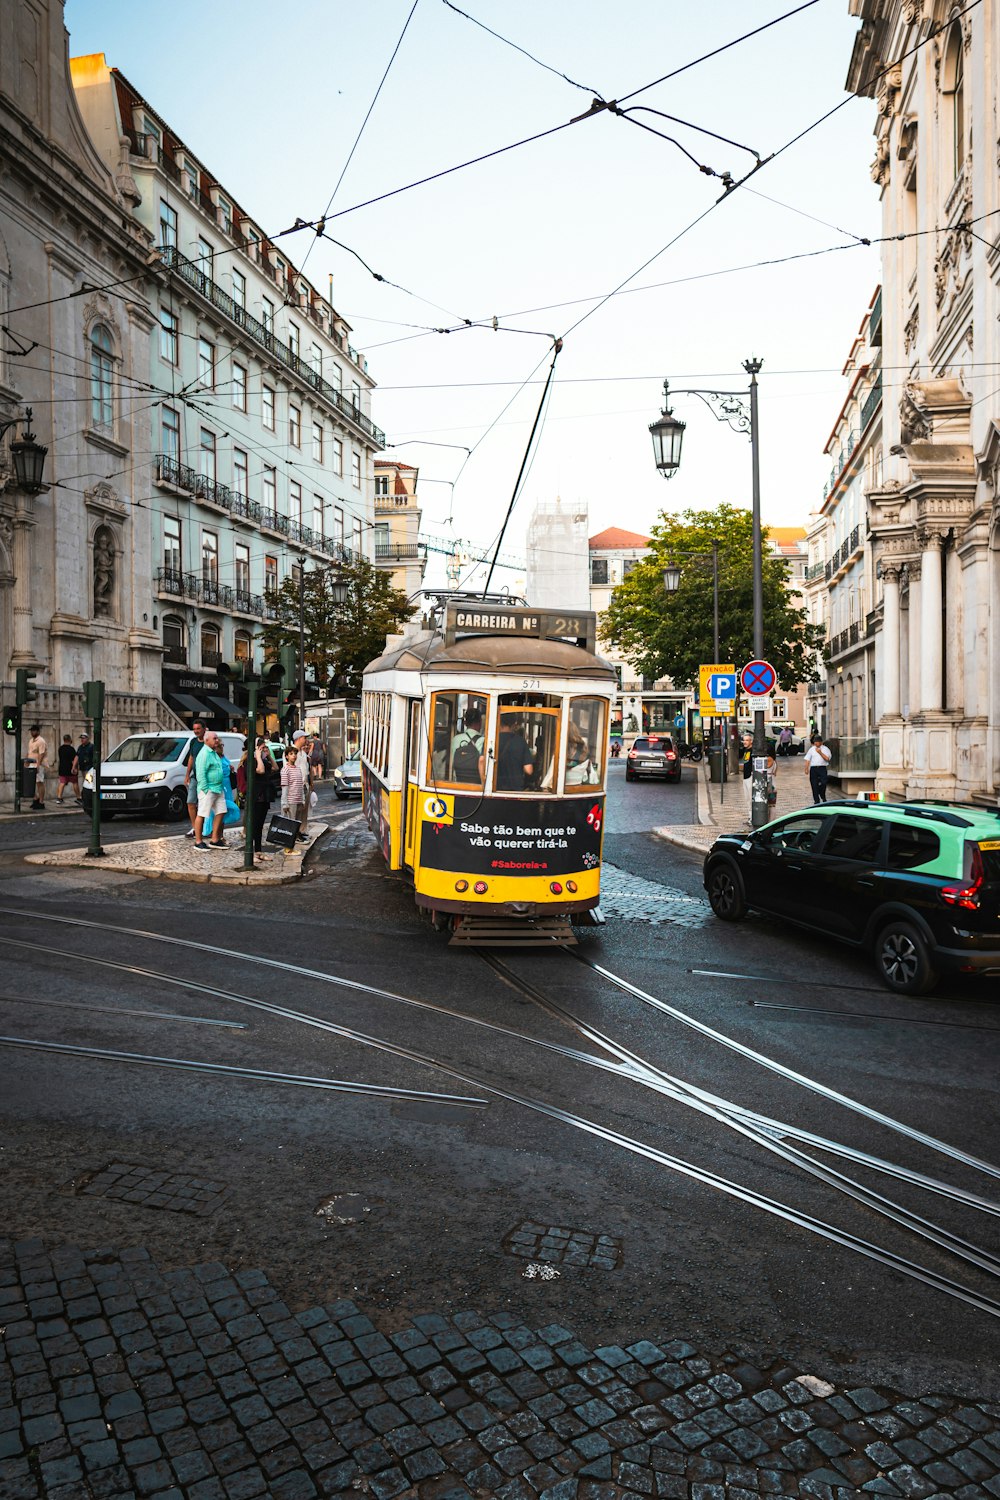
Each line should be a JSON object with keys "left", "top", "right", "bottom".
{"left": 708, "top": 673, "right": 736, "bottom": 699}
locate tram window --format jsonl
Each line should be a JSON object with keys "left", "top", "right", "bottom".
{"left": 565, "top": 697, "right": 606, "bottom": 789}
{"left": 408, "top": 700, "right": 421, "bottom": 779}
{"left": 428, "top": 691, "right": 488, "bottom": 787}
{"left": 493, "top": 694, "right": 561, "bottom": 793}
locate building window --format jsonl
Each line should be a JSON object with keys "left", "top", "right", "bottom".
{"left": 162, "top": 405, "right": 180, "bottom": 460}
{"left": 375, "top": 522, "right": 390, "bottom": 549}
{"left": 289, "top": 481, "right": 302, "bottom": 525}
{"left": 235, "top": 631, "right": 252, "bottom": 663}
{"left": 199, "top": 428, "right": 216, "bottom": 481}
{"left": 234, "top": 448, "right": 249, "bottom": 498}
{"left": 159, "top": 308, "right": 178, "bottom": 365}
{"left": 201, "top": 623, "right": 221, "bottom": 666}
{"left": 198, "top": 337, "right": 215, "bottom": 389}
{"left": 310, "top": 343, "right": 323, "bottom": 376}
{"left": 261, "top": 297, "right": 274, "bottom": 333}
{"left": 142, "top": 117, "right": 161, "bottom": 156}
{"left": 159, "top": 200, "right": 177, "bottom": 249}
{"left": 263, "top": 466, "right": 277, "bottom": 515}
{"left": 288, "top": 322, "right": 300, "bottom": 358}
{"left": 353, "top": 518, "right": 363, "bottom": 556}
{"left": 217, "top": 197, "right": 232, "bottom": 234}
{"left": 262, "top": 385, "right": 275, "bottom": 430}
{"left": 289, "top": 405, "right": 301, "bottom": 447}
{"left": 944, "top": 23, "right": 965, "bottom": 182}
{"left": 264, "top": 555, "right": 278, "bottom": 594}
{"left": 313, "top": 496, "right": 324, "bottom": 536}
{"left": 332, "top": 437, "right": 343, "bottom": 477}
{"left": 183, "top": 160, "right": 198, "bottom": 199}
{"left": 375, "top": 474, "right": 390, "bottom": 496}
{"left": 232, "top": 362, "right": 247, "bottom": 411}
{"left": 351, "top": 451, "right": 361, "bottom": 489}
{"left": 197, "top": 237, "right": 213, "bottom": 274}
{"left": 235, "top": 542, "right": 250, "bottom": 593}
{"left": 89, "top": 325, "right": 114, "bottom": 427}
{"left": 334, "top": 507, "right": 344, "bottom": 545}
{"left": 201, "top": 531, "right": 218, "bottom": 584}
{"left": 232, "top": 269, "right": 246, "bottom": 310}
{"left": 163, "top": 517, "right": 181, "bottom": 573}
{"left": 312, "top": 422, "right": 324, "bottom": 463}
{"left": 163, "top": 614, "right": 184, "bottom": 657}
{"left": 330, "top": 362, "right": 343, "bottom": 394}
{"left": 350, "top": 380, "right": 361, "bottom": 412}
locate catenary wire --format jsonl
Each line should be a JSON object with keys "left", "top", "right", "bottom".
{"left": 440, "top": 0, "right": 601, "bottom": 95}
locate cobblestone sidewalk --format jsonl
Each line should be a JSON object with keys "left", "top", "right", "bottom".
{"left": 655, "top": 760, "right": 820, "bottom": 859}
{"left": 3, "top": 1237, "right": 999, "bottom": 1499}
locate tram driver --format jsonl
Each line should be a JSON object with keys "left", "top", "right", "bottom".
{"left": 496, "top": 714, "right": 535, "bottom": 791}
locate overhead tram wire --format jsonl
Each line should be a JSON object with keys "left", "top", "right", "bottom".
{"left": 440, "top": 0, "right": 601, "bottom": 96}
{"left": 297, "top": 0, "right": 422, "bottom": 280}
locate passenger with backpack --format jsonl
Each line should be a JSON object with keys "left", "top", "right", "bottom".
{"left": 450, "top": 706, "right": 485, "bottom": 785}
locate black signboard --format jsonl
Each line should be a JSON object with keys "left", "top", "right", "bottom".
{"left": 265, "top": 813, "right": 300, "bottom": 850}
{"left": 420, "top": 795, "right": 604, "bottom": 878}
{"left": 444, "top": 605, "right": 595, "bottom": 652}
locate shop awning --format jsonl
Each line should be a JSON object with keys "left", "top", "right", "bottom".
{"left": 205, "top": 695, "right": 241, "bottom": 719}
{"left": 169, "top": 693, "right": 214, "bottom": 716}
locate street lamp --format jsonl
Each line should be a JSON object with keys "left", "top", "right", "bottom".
{"left": 663, "top": 543, "right": 724, "bottom": 789}
{"left": 1, "top": 408, "right": 48, "bottom": 493}
{"left": 650, "top": 358, "right": 768, "bottom": 828}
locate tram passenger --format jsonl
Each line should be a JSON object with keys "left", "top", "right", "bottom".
{"left": 450, "top": 706, "right": 485, "bottom": 784}
{"left": 565, "top": 721, "right": 594, "bottom": 786}
{"left": 496, "top": 714, "right": 535, "bottom": 791}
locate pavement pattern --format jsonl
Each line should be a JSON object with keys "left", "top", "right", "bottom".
{"left": 21, "top": 823, "right": 327, "bottom": 886}
{"left": 3, "top": 1236, "right": 1000, "bottom": 1500}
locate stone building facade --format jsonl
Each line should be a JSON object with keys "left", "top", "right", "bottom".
{"left": 0, "top": 0, "right": 172, "bottom": 804}
{"left": 374, "top": 461, "right": 426, "bottom": 600}
{"left": 847, "top": 0, "right": 1000, "bottom": 802}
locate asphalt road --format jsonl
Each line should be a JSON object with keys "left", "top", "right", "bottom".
{"left": 3, "top": 759, "right": 999, "bottom": 1412}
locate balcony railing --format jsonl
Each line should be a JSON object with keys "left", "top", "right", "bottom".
{"left": 156, "top": 566, "right": 199, "bottom": 601}
{"left": 860, "top": 375, "right": 882, "bottom": 433}
{"left": 869, "top": 288, "right": 882, "bottom": 346}
{"left": 202, "top": 650, "right": 224, "bottom": 669}
{"left": 162, "top": 644, "right": 188, "bottom": 665}
{"left": 159, "top": 248, "right": 385, "bottom": 446}
{"left": 375, "top": 542, "right": 423, "bottom": 561}
{"left": 375, "top": 494, "right": 413, "bottom": 510}
{"left": 804, "top": 561, "right": 826, "bottom": 582}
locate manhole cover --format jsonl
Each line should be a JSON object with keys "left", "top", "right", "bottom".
{"left": 315, "top": 1192, "right": 378, "bottom": 1224}
{"left": 503, "top": 1221, "right": 622, "bottom": 1270}
{"left": 71, "top": 1162, "right": 229, "bottom": 1217}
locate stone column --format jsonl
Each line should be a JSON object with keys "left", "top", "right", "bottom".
{"left": 881, "top": 564, "right": 901, "bottom": 716}
{"left": 919, "top": 531, "right": 944, "bottom": 713}
{"left": 905, "top": 562, "right": 921, "bottom": 719}
{"left": 9, "top": 497, "right": 37, "bottom": 665}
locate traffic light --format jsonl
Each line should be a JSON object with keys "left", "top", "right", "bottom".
{"left": 15, "top": 668, "right": 36, "bottom": 707}
{"left": 2, "top": 706, "right": 16, "bottom": 736}
{"left": 278, "top": 644, "right": 297, "bottom": 725}
{"left": 82, "top": 680, "right": 105, "bottom": 719}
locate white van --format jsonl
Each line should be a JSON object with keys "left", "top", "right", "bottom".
{"left": 81, "top": 730, "right": 246, "bottom": 821}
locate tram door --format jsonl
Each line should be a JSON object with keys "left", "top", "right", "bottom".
{"left": 403, "top": 698, "right": 422, "bottom": 869}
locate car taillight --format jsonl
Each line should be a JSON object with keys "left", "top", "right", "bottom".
{"left": 627, "top": 750, "right": 638, "bottom": 759}
{"left": 666, "top": 751, "right": 677, "bottom": 761}
{"left": 941, "top": 844, "right": 984, "bottom": 910}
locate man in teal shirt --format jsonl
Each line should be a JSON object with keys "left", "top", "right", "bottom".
{"left": 194, "top": 731, "right": 228, "bottom": 849}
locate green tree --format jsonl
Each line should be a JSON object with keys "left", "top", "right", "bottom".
{"left": 599, "top": 504, "right": 824, "bottom": 689}
{"left": 261, "top": 556, "right": 415, "bottom": 695}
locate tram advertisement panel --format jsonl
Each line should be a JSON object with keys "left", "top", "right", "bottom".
{"left": 419, "top": 795, "right": 603, "bottom": 877}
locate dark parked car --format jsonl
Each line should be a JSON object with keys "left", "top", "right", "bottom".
{"left": 703, "top": 800, "right": 1000, "bottom": 995}
{"left": 625, "top": 735, "right": 682, "bottom": 783}
{"left": 332, "top": 753, "right": 363, "bottom": 799}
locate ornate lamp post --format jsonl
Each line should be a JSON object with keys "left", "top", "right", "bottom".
{"left": 1, "top": 408, "right": 48, "bottom": 494}
{"left": 650, "top": 358, "right": 769, "bottom": 827}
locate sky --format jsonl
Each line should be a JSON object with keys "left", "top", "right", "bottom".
{"left": 65, "top": 0, "right": 883, "bottom": 590}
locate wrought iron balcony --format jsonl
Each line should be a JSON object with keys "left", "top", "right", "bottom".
{"left": 375, "top": 542, "right": 423, "bottom": 561}
{"left": 158, "top": 248, "right": 385, "bottom": 446}
{"left": 155, "top": 566, "right": 199, "bottom": 601}
{"left": 860, "top": 375, "right": 882, "bottom": 433}
{"left": 804, "top": 561, "right": 826, "bottom": 582}
{"left": 232, "top": 492, "right": 262, "bottom": 525}
{"left": 162, "top": 644, "right": 188, "bottom": 665}
{"left": 202, "top": 650, "right": 224, "bottom": 669}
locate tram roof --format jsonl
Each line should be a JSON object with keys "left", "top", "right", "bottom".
{"left": 364, "top": 630, "right": 618, "bottom": 680}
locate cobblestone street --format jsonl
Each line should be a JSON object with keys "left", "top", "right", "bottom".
{"left": 4, "top": 1237, "right": 1000, "bottom": 1500}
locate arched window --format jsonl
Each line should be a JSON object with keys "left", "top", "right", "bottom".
{"left": 163, "top": 615, "right": 186, "bottom": 664}
{"left": 942, "top": 23, "right": 965, "bottom": 183}
{"left": 200, "top": 623, "right": 221, "bottom": 667}
{"left": 90, "top": 325, "right": 115, "bottom": 427}
{"left": 234, "top": 631, "right": 252, "bottom": 665}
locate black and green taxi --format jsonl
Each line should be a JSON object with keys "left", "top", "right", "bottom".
{"left": 703, "top": 800, "right": 1000, "bottom": 995}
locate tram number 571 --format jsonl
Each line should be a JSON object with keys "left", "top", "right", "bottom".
{"left": 521, "top": 678, "right": 540, "bottom": 691}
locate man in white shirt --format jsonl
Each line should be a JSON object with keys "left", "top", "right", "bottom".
{"left": 804, "top": 733, "right": 832, "bottom": 804}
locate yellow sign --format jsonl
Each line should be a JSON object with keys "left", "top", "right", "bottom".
{"left": 699, "top": 663, "right": 737, "bottom": 717}
{"left": 422, "top": 792, "right": 454, "bottom": 825}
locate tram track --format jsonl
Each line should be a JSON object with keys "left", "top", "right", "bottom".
{"left": 5, "top": 901, "right": 1000, "bottom": 1319}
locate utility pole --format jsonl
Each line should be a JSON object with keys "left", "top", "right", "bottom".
{"left": 297, "top": 554, "right": 307, "bottom": 736}
{"left": 746, "top": 358, "right": 767, "bottom": 829}
{"left": 82, "top": 679, "right": 106, "bottom": 858}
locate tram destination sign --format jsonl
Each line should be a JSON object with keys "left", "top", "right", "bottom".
{"left": 445, "top": 604, "right": 595, "bottom": 652}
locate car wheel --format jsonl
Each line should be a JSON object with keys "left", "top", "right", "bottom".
{"left": 707, "top": 861, "right": 747, "bottom": 921}
{"left": 875, "top": 920, "right": 939, "bottom": 996}
{"left": 625, "top": 771, "right": 634, "bottom": 781}
{"left": 164, "top": 787, "right": 187, "bottom": 821}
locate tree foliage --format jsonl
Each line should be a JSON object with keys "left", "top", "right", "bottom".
{"left": 599, "top": 504, "right": 824, "bottom": 689}
{"left": 261, "top": 556, "right": 415, "bottom": 695}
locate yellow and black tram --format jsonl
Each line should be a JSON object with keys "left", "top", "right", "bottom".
{"left": 360, "top": 603, "right": 617, "bottom": 943}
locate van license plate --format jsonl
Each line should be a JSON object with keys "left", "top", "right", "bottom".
{"left": 101, "top": 791, "right": 127, "bottom": 799}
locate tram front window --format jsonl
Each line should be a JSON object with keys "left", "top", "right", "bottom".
{"left": 565, "top": 697, "right": 606, "bottom": 788}
{"left": 494, "top": 695, "right": 561, "bottom": 793}
{"left": 429, "top": 691, "right": 487, "bottom": 787}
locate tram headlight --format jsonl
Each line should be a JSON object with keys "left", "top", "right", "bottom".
{"left": 565, "top": 880, "right": 578, "bottom": 893}
{"left": 473, "top": 881, "right": 488, "bottom": 895}
{"left": 454, "top": 879, "right": 469, "bottom": 893}
{"left": 549, "top": 881, "right": 563, "bottom": 894}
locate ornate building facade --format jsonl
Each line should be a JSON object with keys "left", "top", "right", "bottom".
{"left": 0, "top": 0, "right": 169, "bottom": 804}
{"left": 374, "top": 461, "right": 426, "bottom": 600}
{"left": 847, "top": 0, "right": 1000, "bottom": 801}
